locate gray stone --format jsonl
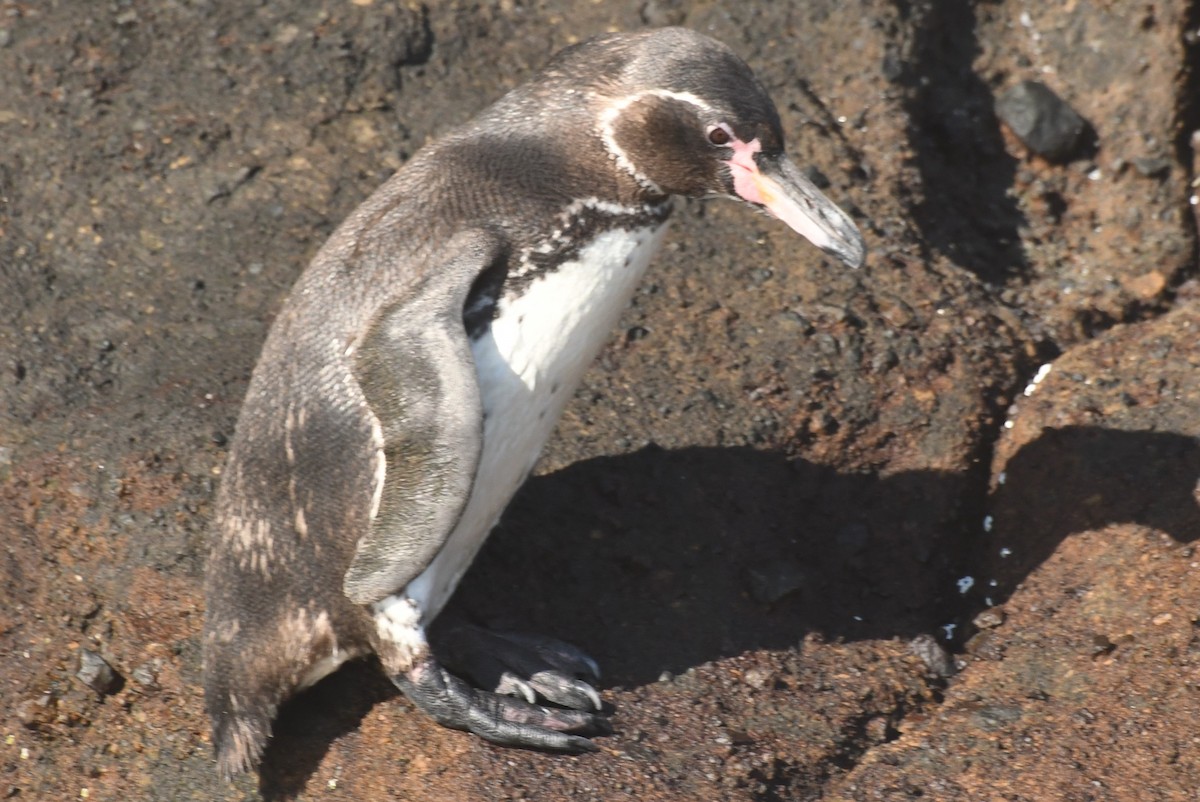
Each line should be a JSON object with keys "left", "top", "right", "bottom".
{"left": 996, "top": 80, "right": 1087, "bottom": 162}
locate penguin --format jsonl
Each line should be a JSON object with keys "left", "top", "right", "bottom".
{"left": 203, "top": 26, "right": 865, "bottom": 778}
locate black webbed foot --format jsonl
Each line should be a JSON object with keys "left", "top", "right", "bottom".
{"left": 393, "top": 656, "right": 609, "bottom": 753}
{"left": 435, "top": 623, "right": 604, "bottom": 712}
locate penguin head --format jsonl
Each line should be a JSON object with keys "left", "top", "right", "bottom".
{"left": 592, "top": 28, "right": 866, "bottom": 268}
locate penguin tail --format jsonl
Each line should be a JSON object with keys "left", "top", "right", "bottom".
{"left": 207, "top": 683, "right": 275, "bottom": 780}
{"left": 203, "top": 626, "right": 279, "bottom": 779}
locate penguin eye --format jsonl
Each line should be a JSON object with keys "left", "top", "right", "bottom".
{"left": 707, "top": 125, "right": 732, "bottom": 146}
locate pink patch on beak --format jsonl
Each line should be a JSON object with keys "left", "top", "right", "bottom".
{"left": 728, "top": 138, "right": 764, "bottom": 203}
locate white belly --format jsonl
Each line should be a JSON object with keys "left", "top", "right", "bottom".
{"left": 401, "top": 223, "right": 668, "bottom": 619}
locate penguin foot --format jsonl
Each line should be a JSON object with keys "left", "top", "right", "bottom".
{"left": 393, "top": 656, "right": 609, "bottom": 753}
{"left": 436, "top": 623, "right": 604, "bottom": 712}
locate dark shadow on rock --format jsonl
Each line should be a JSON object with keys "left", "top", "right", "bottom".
{"left": 447, "top": 445, "right": 975, "bottom": 688}
{"left": 258, "top": 659, "right": 397, "bottom": 801}
{"left": 252, "top": 430, "right": 1200, "bottom": 789}
{"left": 980, "top": 426, "right": 1200, "bottom": 600}
{"left": 451, "top": 434, "right": 1200, "bottom": 686}
{"left": 899, "top": 0, "right": 1029, "bottom": 284}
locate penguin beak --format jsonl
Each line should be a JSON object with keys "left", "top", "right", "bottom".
{"left": 729, "top": 145, "right": 866, "bottom": 269}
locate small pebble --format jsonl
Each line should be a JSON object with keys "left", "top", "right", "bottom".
{"left": 16, "top": 693, "right": 56, "bottom": 729}
{"left": 995, "top": 80, "right": 1087, "bottom": 162}
{"left": 1090, "top": 634, "right": 1116, "bottom": 657}
{"left": 131, "top": 663, "right": 159, "bottom": 689}
{"left": 742, "top": 667, "right": 772, "bottom": 690}
{"left": 964, "top": 631, "right": 1005, "bottom": 661}
{"left": 910, "top": 633, "right": 956, "bottom": 677}
{"left": 972, "top": 606, "right": 1006, "bottom": 629}
{"left": 1132, "top": 156, "right": 1171, "bottom": 179}
{"left": 76, "top": 649, "right": 121, "bottom": 695}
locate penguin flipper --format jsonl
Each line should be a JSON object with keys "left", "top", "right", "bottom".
{"left": 342, "top": 230, "right": 502, "bottom": 606}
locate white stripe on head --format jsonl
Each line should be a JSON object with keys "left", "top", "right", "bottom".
{"left": 598, "top": 89, "right": 717, "bottom": 194}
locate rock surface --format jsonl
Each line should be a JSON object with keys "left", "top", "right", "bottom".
{"left": 0, "top": 1, "right": 1196, "bottom": 800}
{"left": 832, "top": 306, "right": 1200, "bottom": 801}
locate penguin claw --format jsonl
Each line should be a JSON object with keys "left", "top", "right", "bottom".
{"left": 495, "top": 672, "right": 539, "bottom": 705}
{"left": 394, "top": 657, "right": 608, "bottom": 753}
{"left": 528, "top": 670, "right": 603, "bottom": 712}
